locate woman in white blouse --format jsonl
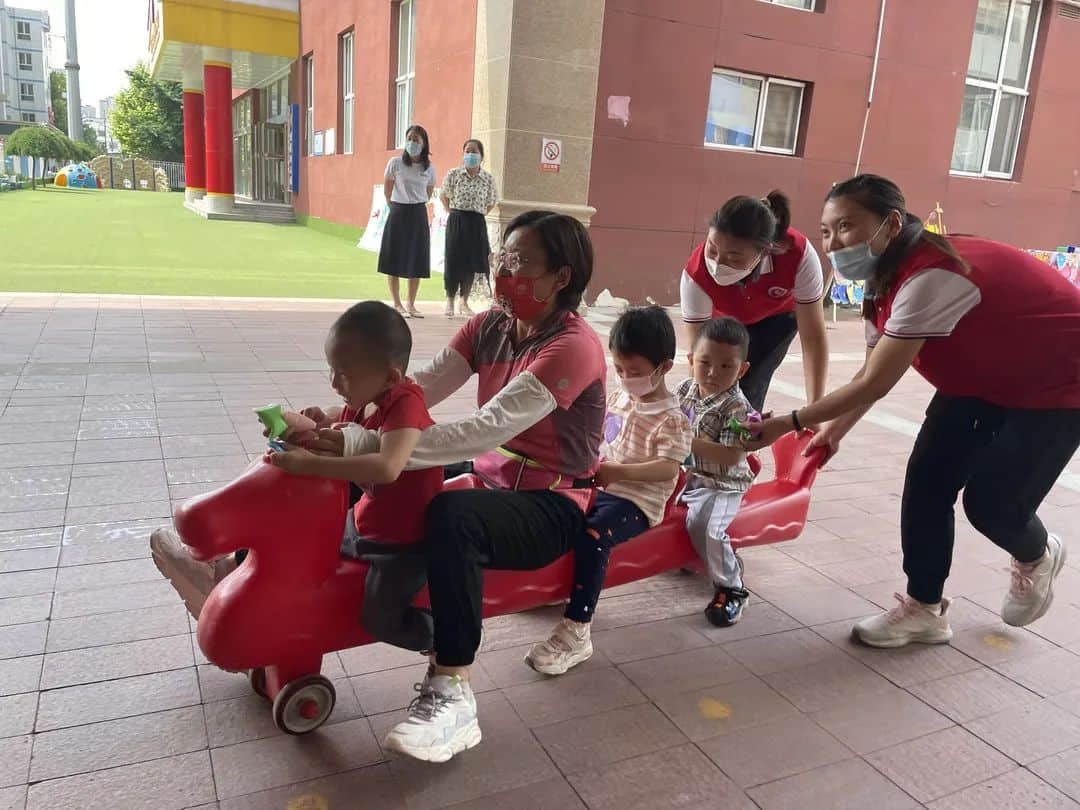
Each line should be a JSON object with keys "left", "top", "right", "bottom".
{"left": 440, "top": 139, "right": 499, "bottom": 317}
{"left": 379, "top": 124, "right": 436, "bottom": 318}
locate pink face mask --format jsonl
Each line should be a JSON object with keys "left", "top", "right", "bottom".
{"left": 618, "top": 367, "right": 661, "bottom": 399}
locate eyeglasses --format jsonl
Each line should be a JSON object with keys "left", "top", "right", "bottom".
{"left": 490, "top": 251, "right": 532, "bottom": 273}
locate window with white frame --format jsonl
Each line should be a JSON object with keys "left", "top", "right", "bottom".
{"left": 21, "top": 112, "right": 35, "bottom": 122}
{"left": 305, "top": 55, "right": 314, "bottom": 156}
{"left": 19, "top": 82, "right": 33, "bottom": 101}
{"left": 705, "top": 69, "right": 805, "bottom": 155}
{"left": 951, "top": 0, "right": 1042, "bottom": 178}
{"left": 18, "top": 52, "right": 32, "bottom": 71}
{"left": 394, "top": 0, "right": 416, "bottom": 148}
{"left": 340, "top": 31, "right": 354, "bottom": 154}
{"left": 759, "top": 0, "right": 815, "bottom": 10}
{"left": 16, "top": 21, "right": 31, "bottom": 40}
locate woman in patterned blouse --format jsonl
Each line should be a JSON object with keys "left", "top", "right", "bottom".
{"left": 440, "top": 139, "right": 499, "bottom": 317}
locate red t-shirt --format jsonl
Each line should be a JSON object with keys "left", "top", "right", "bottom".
{"left": 870, "top": 237, "right": 1080, "bottom": 409}
{"left": 342, "top": 380, "right": 442, "bottom": 545}
{"left": 449, "top": 309, "right": 606, "bottom": 509}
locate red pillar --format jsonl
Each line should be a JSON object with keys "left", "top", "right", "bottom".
{"left": 203, "top": 56, "right": 234, "bottom": 211}
{"left": 182, "top": 89, "right": 205, "bottom": 202}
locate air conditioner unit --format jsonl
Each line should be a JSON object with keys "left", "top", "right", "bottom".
{"left": 1061, "top": 0, "right": 1080, "bottom": 15}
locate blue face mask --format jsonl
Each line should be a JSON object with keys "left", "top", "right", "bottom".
{"left": 827, "top": 218, "right": 890, "bottom": 282}
{"left": 463, "top": 153, "right": 481, "bottom": 169}
{"left": 405, "top": 141, "right": 423, "bottom": 158}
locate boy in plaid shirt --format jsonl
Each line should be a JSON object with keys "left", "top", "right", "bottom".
{"left": 677, "top": 317, "right": 756, "bottom": 626}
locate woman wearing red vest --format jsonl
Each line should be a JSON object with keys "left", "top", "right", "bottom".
{"left": 749, "top": 174, "right": 1080, "bottom": 649}
{"left": 680, "top": 191, "right": 829, "bottom": 411}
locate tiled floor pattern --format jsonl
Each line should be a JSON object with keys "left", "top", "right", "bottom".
{"left": 1, "top": 293, "right": 1080, "bottom": 809}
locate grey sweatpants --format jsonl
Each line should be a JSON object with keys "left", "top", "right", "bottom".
{"left": 341, "top": 513, "right": 433, "bottom": 652}
{"left": 681, "top": 486, "right": 745, "bottom": 589}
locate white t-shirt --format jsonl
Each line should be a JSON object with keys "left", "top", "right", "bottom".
{"left": 679, "top": 248, "right": 825, "bottom": 324}
{"left": 385, "top": 156, "right": 435, "bottom": 204}
{"left": 864, "top": 268, "right": 982, "bottom": 347}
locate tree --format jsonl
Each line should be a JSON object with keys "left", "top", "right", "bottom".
{"left": 80, "top": 122, "right": 103, "bottom": 155}
{"left": 110, "top": 63, "right": 183, "bottom": 161}
{"left": 5, "top": 126, "right": 68, "bottom": 187}
{"left": 50, "top": 71, "right": 68, "bottom": 136}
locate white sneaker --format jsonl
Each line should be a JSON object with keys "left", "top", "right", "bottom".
{"left": 524, "top": 618, "right": 592, "bottom": 675}
{"left": 1002, "top": 534, "right": 1067, "bottom": 627}
{"left": 150, "top": 527, "right": 237, "bottom": 620}
{"left": 383, "top": 675, "right": 481, "bottom": 763}
{"left": 852, "top": 593, "right": 954, "bottom": 648}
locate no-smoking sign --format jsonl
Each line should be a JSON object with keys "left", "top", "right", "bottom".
{"left": 540, "top": 137, "right": 562, "bottom": 173}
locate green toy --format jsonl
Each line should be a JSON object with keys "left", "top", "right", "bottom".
{"left": 726, "top": 411, "right": 763, "bottom": 441}
{"left": 254, "top": 404, "right": 290, "bottom": 440}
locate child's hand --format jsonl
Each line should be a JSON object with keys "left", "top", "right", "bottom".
{"left": 301, "top": 406, "right": 329, "bottom": 426}
{"left": 267, "top": 447, "right": 316, "bottom": 475}
{"left": 309, "top": 428, "right": 345, "bottom": 457}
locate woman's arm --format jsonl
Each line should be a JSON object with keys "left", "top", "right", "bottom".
{"left": 410, "top": 346, "right": 473, "bottom": 408}
{"left": 795, "top": 300, "right": 829, "bottom": 404}
{"left": 679, "top": 270, "right": 713, "bottom": 352}
{"left": 383, "top": 178, "right": 393, "bottom": 204}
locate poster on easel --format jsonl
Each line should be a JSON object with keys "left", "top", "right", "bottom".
{"left": 429, "top": 192, "right": 448, "bottom": 275}
{"left": 357, "top": 185, "right": 386, "bottom": 253}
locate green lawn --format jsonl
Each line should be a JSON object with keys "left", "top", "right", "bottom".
{"left": 0, "top": 188, "right": 445, "bottom": 300}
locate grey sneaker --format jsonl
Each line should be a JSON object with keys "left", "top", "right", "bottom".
{"left": 1002, "top": 533, "right": 1067, "bottom": 627}
{"left": 383, "top": 675, "right": 481, "bottom": 762}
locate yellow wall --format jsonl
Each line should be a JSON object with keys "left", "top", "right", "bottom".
{"left": 161, "top": 0, "right": 298, "bottom": 58}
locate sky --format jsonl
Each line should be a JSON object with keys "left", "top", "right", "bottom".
{"left": 29, "top": 0, "right": 148, "bottom": 114}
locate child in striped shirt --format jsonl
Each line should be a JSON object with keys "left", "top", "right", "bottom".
{"left": 526, "top": 306, "right": 692, "bottom": 675}
{"left": 677, "top": 317, "right": 756, "bottom": 627}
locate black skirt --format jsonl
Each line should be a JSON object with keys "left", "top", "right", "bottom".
{"left": 445, "top": 210, "right": 490, "bottom": 285}
{"left": 378, "top": 202, "right": 430, "bottom": 279}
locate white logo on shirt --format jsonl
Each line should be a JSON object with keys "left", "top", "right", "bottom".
{"left": 767, "top": 286, "right": 790, "bottom": 299}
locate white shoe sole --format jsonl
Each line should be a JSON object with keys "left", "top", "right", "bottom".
{"left": 1003, "top": 535, "right": 1067, "bottom": 627}
{"left": 384, "top": 719, "right": 482, "bottom": 763}
{"left": 851, "top": 625, "right": 954, "bottom": 649}
{"left": 524, "top": 646, "right": 593, "bottom": 676}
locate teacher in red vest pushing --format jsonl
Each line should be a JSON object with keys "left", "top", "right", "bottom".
{"left": 680, "top": 191, "right": 829, "bottom": 411}
{"left": 749, "top": 174, "right": 1080, "bottom": 649}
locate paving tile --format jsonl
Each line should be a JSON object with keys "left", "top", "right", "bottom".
{"left": 0, "top": 736, "right": 31, "bottom": 789}
{"left": 29, "top": 705, "right": 207, "bottom": 781}
{"left": 533, "top": 702, "right": 687, "bottom": 776}
{"left": 0, "top": 622, "right": 46, "bottom": 660}
{"left": 567, "top": 744, "right": 755, "bottom": 810}
{"left": 217, "top": 763, "right": 405, "bottom": 810}
{"left": 205, "top": 677, "right": 362, "bottom": 747}
{"left": 0, "top": 785, "right": 26, "bottom": 810}
{"left": 50, "top": 578, "right": 177, "bottom": 619}
{"left": 994, "top": 649, "right": 1080, "bottom": 697}
{"left": 909, "top": 666, "right": 1043, "bottom": 723}
{"left": 764, "top": 654, "right": 895, "bottom": 713}
{"left": 438, "top": 776, "right": 585, "bottom": 810}
{"left": 692, "top": 600, "right": 801, "bottom": 643}
{"left": 747, "top": 757, "right": 921, "bottom": 810}
{"left": 698, "top": 712, "right": 851, "bottom": 788}
{"left": 0, "top": 548, "right": 59, "bottom": 574}
{"left": 210, "top": 717, "right": 382, "bottom": 800}
{"left": 949, "top": 625, "right": 1059, "bottom": 667}
{"left": 0, "top": 693, "right": 36, "bottom": 738}
{"left": 591, "top": 617, "right": 711, "bottom": 664}
{"left": 0, "top": 656, "right": 41, "bottom": 697}
{"left": 723, "top": 628, "right": 838, "bottom": 676}
{"left": 927, "top": 767, "right": 1079, "bottom": 809}
{"left": 40, "top": 634, "right": 193, "bottom": 689}
{"left": 1030, "top": 747, "right": 1080, "bottom": 803}
{"left": 52, "top": 558, "right": 160, "bottom": 593}
{"left": 72, "top": 438, "right": 162, "bottom": 465}
{"left": 161, "top": 434, "right": 245, "bottom": 459}
{"left": 766, "top": 584, "right": 882, "bottom": 626}
{"left": 1054, "top": 688, "right": 1080, "bottom": 719}
{"left": 651, "top": 676, "right": 798, "bottom": 742}
{"left": 0, "top": 528, "right": 61, "bottom": 553}
{"left": 866, "top": 726, "right": 1016, "bottom": 803}
{"left": 45, "top": 604, "right": 189, "bottom": 652}
{"left": 0, "top": 443, "right": 73, "bottom": 470}
{"left": 35, "top": 668, "right": 201, "bottom": 731}
{"left": 619, "top": 644, "right": 751, "bottom": 699}
{"left": 0, "top": 511, "right": 65, "bottom": 535}
{"left": 1024, "top": 603, "right": 1080, "bottom": 648}
{"left": 64, "top": 500, "right": 172, "bottom": 525}
{"left": 501, "top": 665, "right": 646, "bottom": 728}
{"left": 809, "top": 685, "right": 954, "bottom": 754}
{"left": 0, "top": 570, "right": 56, "bottom": 599}
{"left": 24, "top": 749, "right": 215, "bottom": 810}
{"left": 349, "top": 660, "right": 494, "bottom": 716}
{"left": 0, "top": 595, "right": 50, "bottom": 628}
{"left": 477, "top": 642, "right": 613, "bottom": 689}
{"left": 965, "top": 699, "right": 1080, "bottom": 764}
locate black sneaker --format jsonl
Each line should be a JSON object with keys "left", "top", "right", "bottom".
{"left": 705, "top": 586, "right": 750, "bottom": 627}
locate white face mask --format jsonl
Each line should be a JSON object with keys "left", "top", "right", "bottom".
{"left": 405, "top": 141, "right": 423, "bottom": 158}
{"left": 827, "top": 218, "right": 890, "bottom": 282}
{"left": 705, "top": 254, "right": 761, "bottom": 286}
{"left": 619, "top": 367, "right": 661, "bottom": 399}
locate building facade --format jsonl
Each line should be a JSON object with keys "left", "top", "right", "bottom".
{"left": 0, "top": 1, "right": 51, "bottom": 125}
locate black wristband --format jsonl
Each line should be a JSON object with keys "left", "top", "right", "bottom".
{"left": 791, "top": 409, "right": 803, "bottom": 432}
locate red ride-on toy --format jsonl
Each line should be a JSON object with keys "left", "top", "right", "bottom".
{"left": 174, "top": 431, "right": 825, "bottom": 734}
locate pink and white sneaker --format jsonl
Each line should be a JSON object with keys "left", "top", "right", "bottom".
{"left": 1002, "top": 533, "right": 1066, "bottom": 627}
{"left": 851, "top": 593, "right": 953, "bottom": 648}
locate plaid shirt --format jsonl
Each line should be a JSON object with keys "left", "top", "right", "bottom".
{"left": 676, "top": 379, "right": 754, "bottom": 493}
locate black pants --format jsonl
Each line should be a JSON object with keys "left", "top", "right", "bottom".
{"left": 425, "top": 488, "right": 585, "bottom": 666}
{"left": 566, "top": 492, "right": 648, "bottom": 623}
{"left": 741, "top": 312, "right": 798, "bottom": 413}
{"left": 902, "top": 392, "right": 1080, "bottom": 604}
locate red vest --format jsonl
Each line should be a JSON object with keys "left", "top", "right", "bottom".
{"left": 684, "top": 227, "right": 809, "bottom": 324}
{"left": 874, "top": 237, "right": 1080, "bottom": 409}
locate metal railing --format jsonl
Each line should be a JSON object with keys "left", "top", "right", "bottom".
{"left": 150, "top": 160, "right": 185, "bottom": 190}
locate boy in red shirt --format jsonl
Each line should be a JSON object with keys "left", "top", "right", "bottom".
{"left": 152, "top": 301, "right": 442, "bottom": 652}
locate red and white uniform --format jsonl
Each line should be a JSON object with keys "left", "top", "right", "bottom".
{"left": 680, "top": 227, "right": 824, "bottom": 325}
{"left": 866, "top": 237, "right": 1080, "bottom": 410}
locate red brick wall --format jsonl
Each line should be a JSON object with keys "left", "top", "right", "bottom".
{"left": 588, "top": 0, "right": 1080, "bottom": 303}
{"left": 294, "top": 0, "right": 478, "bottom": 226}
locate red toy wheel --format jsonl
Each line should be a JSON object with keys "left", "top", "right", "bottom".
{"left": 272, "top": 675, "right": 336, "bottom": 735}
{"left": 249, "top": 668, "right": 269, "bottom": 702}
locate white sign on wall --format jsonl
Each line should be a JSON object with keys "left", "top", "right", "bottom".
{"left": 313, "top": 131, "right": 324, "bottom": 156}
{"left": 540, "top": 137, "right": 562, "bottom": 173}
{"left": 324, "top": 128, "right": 335, "bottom": 156}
